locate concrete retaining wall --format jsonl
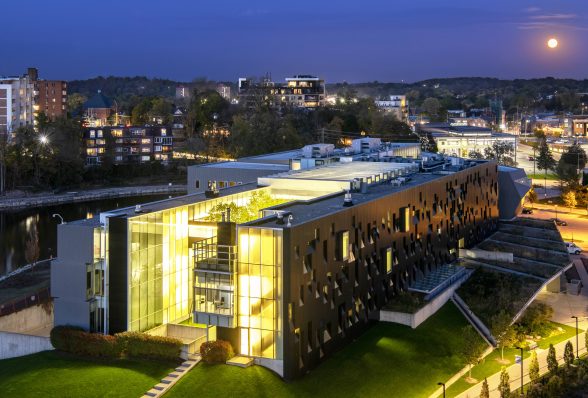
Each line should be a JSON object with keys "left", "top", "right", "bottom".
{"left": 0, "top": 304, "right": 53, "bottom": 334}
{"left": 379, "top": 271, "right": 471, "bottom": 328}
{"left": 461, "top": 248, "right": 513, "bottom": 263}
{"left": 0, "top": 331, "right": 53, "bottom": 359}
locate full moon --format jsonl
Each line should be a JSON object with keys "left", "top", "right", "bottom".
{"left": 547, "top": 38, "right": 558, "bottom": 48}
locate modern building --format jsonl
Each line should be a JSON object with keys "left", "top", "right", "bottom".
{"left": 176, "top": 86, "right": 192, "bottom": 101}
{"left": 83, "top": 91, "right": 114, "bottom": 127}
{"left": 374, "top": 95, "right": 409, "bottom": 121}
{"left": 52, "top": 148, "right": 513, "bottom": 379}
{"left": 35, "top": 79, "right": 67, "bottom": 120}
{"left": 84, "top": 125, "right": 173, "bottom": 165}
{"left": 417, "top": 123, "right": 517, "bottom": 158}
{"left": 238, "top": 75, "right": 325, "bottom": 109}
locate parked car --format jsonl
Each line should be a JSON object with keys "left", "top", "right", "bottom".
{"left": 528, "top": 156, "right": 535, "bottom": 161}
{"left": 566, "top": 242, "right": 582, "bottom": 255}
{"left": 551, "top": 218, "right": 568, "bottom": 226}
{"left": 522, "top": 207, "right": 533, "bottom": 214}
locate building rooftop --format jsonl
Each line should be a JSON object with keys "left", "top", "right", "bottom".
{"left": 249, "top": 170, "right": 455, "bottom": 228}
{"left": 83, "top": 91, "right": 113, "bottom": 109}
{"left": 201, "top": 161, "right": 290, "bottom": 171}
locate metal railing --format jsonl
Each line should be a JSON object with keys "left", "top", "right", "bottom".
{"left": 193, "top": 238, "right": 237, "bottom": 273}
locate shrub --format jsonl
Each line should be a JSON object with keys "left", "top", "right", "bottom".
{"left": 50, "top": 326, "right": 122, "bottom": 358}
{"left": 200, "top": 340, "right": 234, "bottom": 363}
{"left": 116, "top": 331, "right": 182, "bottom": 361}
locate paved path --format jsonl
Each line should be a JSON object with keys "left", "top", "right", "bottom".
{"left": 0, "top": 184, "right": 186, "bottom": 210}
{"left": 456, "top": 332, "right": 586, "bottom": 398}
{"left": 142, "top": 356, "right": 200, "bottom": 398}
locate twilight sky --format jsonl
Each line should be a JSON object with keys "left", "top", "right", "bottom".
{"left": 2, "top": 0, "right": 588, "bottom": 82}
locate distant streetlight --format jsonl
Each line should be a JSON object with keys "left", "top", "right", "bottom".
{"left": 572, "top": 316, "right": 579, "bottom": 359}
{"left": 515, "top": 346, "right": 524, "bottom": 396}
{"left": 437, "top": 382, "right": 446, "bottom": 398}
{"left": 52, "top": 214, "right": 65, "bottom": 224}
{"left": 39, "top": 135, "right": 49, "bottom": 145}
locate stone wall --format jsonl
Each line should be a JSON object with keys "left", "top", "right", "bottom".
{"left": 0, "top": 303, "right": 53, "bottom": 335}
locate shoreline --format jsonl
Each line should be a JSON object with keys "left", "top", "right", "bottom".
{"left": 0, "top": 184, "right": 187, "bottom": 211}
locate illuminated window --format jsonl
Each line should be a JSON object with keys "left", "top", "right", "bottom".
{"left": 385, "top": 247, "right": 392, "bottom": 274}
{"left": 338, "top": 231, "right": 350, "bottom": 261}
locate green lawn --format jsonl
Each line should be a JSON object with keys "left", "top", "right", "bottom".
{"left": 528, "top": 173, "right": 558, "bottom": 181}
{"left": 168, "top": 302, "right": 480, "bottom": 398}
{"left": 444, "top": 321, "right": 580, "bottom": 397}
{"left": 0, "top": 351, "right": 174, "bottom": 398}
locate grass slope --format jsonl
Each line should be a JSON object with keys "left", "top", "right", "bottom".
{"left": 0, "top": 351, "right": 174, "bottom": 398}
{"left": 168, "top": 302, "right": 479, "bottom": 398}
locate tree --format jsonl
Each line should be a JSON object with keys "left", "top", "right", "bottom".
{"left": 483, "top": 142, "right": 516, "bottom": 166}
{"left": 536, "top": 137, "right": 556, "bottom": 191}
{"left": 461, "top": 325, "right": 484, "bottom": 379}
{"left": 491, "top": 310, "right": 517, "bottom": 361}
{"left": 498, "top": 366, "right": 510, "bottom": 398}
{"left": 547, "top": 343, "right": 558, "bottom": 374}
{"left": 480, "top": 378, "right": 490, "bottom": 398}
{"left": 529, "top": 350, "right": 540, "bottom": 383}
{"left": 527, "top": 188, "right": 538, "bottom": 209}
{"left": 469, "top": 150, "right": 484, "bottom": 160}
{"left": 422, "top": 97, "right": 441, "bottom": 118}
{"left": 556, "top": 144, "right": 587, "bottom": 189}
{"left": 564, "top": 341, "right": 574, "bottom": 367}
{"left": 562, "top": 190, "right": 577, "bottom": 213}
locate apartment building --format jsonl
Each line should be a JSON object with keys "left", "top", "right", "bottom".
{"left": 238, "top": 75, "right": 325, "bottom": 109}
{"left": 84, "top": 125, "right": 173, "bottom": 165}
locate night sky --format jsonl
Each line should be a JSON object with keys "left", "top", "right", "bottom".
{"left": 2, "top": 0, "right": 588, "bottom": 82}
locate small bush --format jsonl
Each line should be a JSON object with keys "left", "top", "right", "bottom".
{"left": 116, "top": 331, "right": 182, "bottom": 361}
{"left": 50, "top": 326, "right": 122, "bottom": 358}
{"left": 200, "top": 340, "right": 234, "bottom": 363}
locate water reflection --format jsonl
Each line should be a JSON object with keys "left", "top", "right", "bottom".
{"left": 0, "top": 194, "right": 175, "bottom": 276}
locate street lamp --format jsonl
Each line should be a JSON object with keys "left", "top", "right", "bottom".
{"left": 437, "top": 382, "right": 446, "bottom": 398}
{"left": 515, "top": 346, "right": 524, "bottom": 396}
{"left": 554, "top": 204, "right": 558, "bottom": 221}
{"left": 572, "top": 316, "right": 579, "bottom": 359}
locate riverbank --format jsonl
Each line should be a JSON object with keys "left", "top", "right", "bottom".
{"left": 0, "top": 184, "right": 187, "bottom": 210}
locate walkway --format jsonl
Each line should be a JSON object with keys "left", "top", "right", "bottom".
{"left": 455, "top": 333, "right": 586, "bottom": 398}
{"left": 142, "top": 356, "right": 200, "bottom": 398}
{"left": 0, "top": 184, "right": 186, "bottom": 210}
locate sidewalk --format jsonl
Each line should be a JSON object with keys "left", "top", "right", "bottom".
{"left": 0, "top": 184, "right": 186, "bottom": 210}
{"left": 456, "top": 330, "right": 586, "bottom": 397}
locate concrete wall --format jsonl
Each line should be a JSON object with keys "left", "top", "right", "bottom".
{"left": 187, "top": 164, "right": 287, "bottom": 194}
{"left": 51, "top": 223, "right": 94, "bottom": 330}
{"left": 0, "top": 304, "right": 53, "bottom": 334}
{"left": 379, "top": 272, "right": 470, "bottom": 328}
{"left": 0, "top": 331, "right": 53, "bottom": 359}
{"left": 461, "top": 248, "right": 513, "bottom": 263}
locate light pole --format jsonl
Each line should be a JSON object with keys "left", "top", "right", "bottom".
{"left": 555, "top": 204, "right": 558, "bottom": 221}
{"left": 437, "top": 382, "right": 445, "bottom": 398}
{"left": 515, "top": 346, "right": 524, "bottom": 396}
{"left": 572, "top": 316, "right": 579, "bottom": 359}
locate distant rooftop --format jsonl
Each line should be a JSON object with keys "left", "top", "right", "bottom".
{"left": 83, "top": 91, "right": 113, "bottom": 109}
{"left": 201, "top": 161, "right": 290, "bottom": 171}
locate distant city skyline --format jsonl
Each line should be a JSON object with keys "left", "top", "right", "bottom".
{"left": 2, "top": 0, "right": 587, "bottom": 82}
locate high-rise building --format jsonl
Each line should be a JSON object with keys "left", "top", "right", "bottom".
{"left": 374, "top": 95, "right": 409, "bottom": 121}
{"left": 0, "top": 68, "right": 37, "bottom": 135}
{"left": 36, "top": 80, "right": 67, "bottom": 120}
{"left": 0, "top": 67, "right": 68, "bottom": 136}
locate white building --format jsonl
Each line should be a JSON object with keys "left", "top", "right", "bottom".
{"left": 0, "top": 68, "right": 37, "bottom": 135}
{"left": 374, "top": 95, "right": 408, "bottom": 121}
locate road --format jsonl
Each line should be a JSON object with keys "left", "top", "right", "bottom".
{"left": 516, "top": 143, "right": 561, "bottom": 176}
{"left": 521, "top": 203, "right": 588, "bottom": 252}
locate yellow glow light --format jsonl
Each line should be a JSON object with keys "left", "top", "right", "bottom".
{"left": 547, "top": 38, "right": 558, "bottom": 49}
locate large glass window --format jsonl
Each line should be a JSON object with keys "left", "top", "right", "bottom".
{"left": 237, "top": 227, "right": 282, "bottom": 360}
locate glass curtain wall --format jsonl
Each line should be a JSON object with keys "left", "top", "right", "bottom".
{"left": 237, "top": 227, "right": 283, "bottom": 360}
{"left": 126, "top": 187, "right": 281, "bottom": 332}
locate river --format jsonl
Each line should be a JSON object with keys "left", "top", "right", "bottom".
{"left": 0, "top": 194, "right": 176, "bottom": 277}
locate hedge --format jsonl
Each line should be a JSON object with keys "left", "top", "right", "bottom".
{"left": 200, "top": 340, "right": 234, "bottom": 363}
{"left": 50, "top": 325, "right": 122, "bottom": 358}
{"left": 116, "top": 331, "right": 182, "bottom": 361}
{"left": 50, "top": 326, "right": 182, "bottom": 361}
